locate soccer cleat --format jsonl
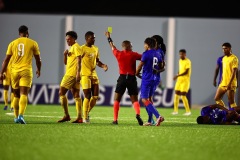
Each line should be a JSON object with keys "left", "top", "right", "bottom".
{"left": 143, "top": 122, "right": 153, "bottom": 126}
{"left": 14, "top": 118, "right": 20, "bottom": 123}
{"left": 72, "top": 118, "right": 83, "bottom": 123}
{"left": 155, "top": 116, "right": 164, "bottom": 126}
{"left": 83, "top": 115, "right": 90, "bottom": 123}
{"left": 151, "top": 118, "right": 156, "bottom": 125}
{"left": 87, "top": 115, "right": 90, "bottom": 122}
{"left": 83, "top": 119, "right": 90, "bottom": 124}
{"left": 136, "top": 114, "right": 143, "bottom": 126}
{"left": 57, "top": 115, "right": 71, "bottom": 122}
{"left": 3, "top": 106, "right": 8, "bottom": 110}
{"left": 112, "top": 120, "right": 118, "bottom": 125}
{"left": 183, "top": 112, "right": 191, "bottom": 116}
{"left": 171, "top": 112, "right": 178, "bottom": 115}
{"left": 18, "top": 115, "right": 26, "bottom": 124}
{"left": 10, "top": 107, "right": 14, "bottom": 111}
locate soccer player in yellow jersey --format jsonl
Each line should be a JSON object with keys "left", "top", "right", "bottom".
{"left": 57, "top": 31, "right": 82, "bottom": 123}
{"left": 0, "top": 25, "right": 42, "bottom": 124}
{"left": 81, "top": 31, "right": 108, "bottom": 123}
{"left": 214, "top": 42, "right": 238, "bottom": 109}
{"left": 172, "top": 49, "right": 191, "bottom": 116}
{"left": 2, "top": 57, "right": 14, "bottom": 111}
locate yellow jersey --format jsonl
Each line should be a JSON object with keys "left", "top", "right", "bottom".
{"left": 6, "top": 37, "right": 40, "bottom": 72}
{"left": 220, "top": 53, "right": 238, "bottom": 87}
{"left": 6, "top": 55, "right": 13, "bottom": 75}
{"left": 178, "top": 57, "right": 191, "bottom": 82}
{"left": 80, "top": 44, "right": 99, "bottom": 76}
{"left": 65, "top": 42, "right": 82, "bottom": 77}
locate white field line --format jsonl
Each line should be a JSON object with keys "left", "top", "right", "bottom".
{"left": 5, "top": 112, "right": 196, "bottom": 123}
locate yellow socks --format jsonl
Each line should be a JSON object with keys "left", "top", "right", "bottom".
{"left": 75, "top": 98, "right": 82, "bottom": 119}
{"left": 60, "top": 95, "right": 69, "bottom": 115}
{"left": 182, "top": 96, "right": 190, "bottom": 113}
{"left": 13, "top": 97, "right": 19, "bottom": 118}
{"left": 10, "top": 92, "right": 14, "bottom": 109}
{"left": 173, "top": 94, "right": 179, "bottom": 112}
{"left": 83, "top": 98, "right": 89, "bottom": 120}
{"left": 230, "top": 103, "right": 237, "bottom": 108}
{"left": 19, "top": 95, "right": 28, "bottom": 115}
{"left": 3, "top": 90, "right": 8, "bottom": 106}
{"left": 216, "top": 100, "right": 225, "bottom": 107}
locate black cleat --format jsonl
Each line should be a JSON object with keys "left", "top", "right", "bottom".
{"left": 136, "top": 114, "right": 143, "bottom": 126}
{"left": 58, "top": 115, "right": 71, "bottom": 122}
{"left": 112, "top": 120, "right": 118, "bottom": 125}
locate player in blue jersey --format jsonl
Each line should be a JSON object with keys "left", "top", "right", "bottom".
{"left": 136, "top": 37, "right": 164, "bottom": 126}
{"left": 146, "top": 35, "right": 166, "bottom": 125}
{"left": 196, "top": 104, "right": 240, "bottom": 125}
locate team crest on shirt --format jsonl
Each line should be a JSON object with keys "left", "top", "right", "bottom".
{"left": 89, "top": 53, "right": 94, "bottom": 57}
{"left": 68, "top": 52, "right": 72, "bottom": 56}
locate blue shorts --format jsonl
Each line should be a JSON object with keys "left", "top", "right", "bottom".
{"left": 140, "top": 80, "right": 156, "bottom": 99}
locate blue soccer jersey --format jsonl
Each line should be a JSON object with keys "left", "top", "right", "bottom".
{"left": 141, "top": 49, "right": 162, "bottom": 81}
{"left": 217, "top": 56, "right": 224, "bottom": 86}
{"left": 140, "top": 49, "right": 162, "bottom": 99}
{"left": 201, "top": 106, "right": 227, "bottom": 124}
{"left": 154, "top": 48, "right": 165, "bottom": 83}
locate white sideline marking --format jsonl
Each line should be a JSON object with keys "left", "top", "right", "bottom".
{"left": 5, "top": 112, "right": 196, "bottom": 123}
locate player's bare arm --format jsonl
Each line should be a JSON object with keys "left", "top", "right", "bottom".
{"left": 97, "top": 58, "right": 108, "bottom": 72}
{"left": 0, "top": 55, "right": 11, "bottom": 80}
{"left": 34, "top": 54, "right": 42, "bottom": 78}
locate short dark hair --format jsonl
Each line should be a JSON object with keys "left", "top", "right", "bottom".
{"left": 222, "top": 42, "right": 231, "bottom": 48}
{"left": 122, "top": 40, "right": 132, "bottom": 51}
{"left": 144, "top": 37, "right": 156, "bottom": 49}
{"left": 152, "top": 35, "right": 166, "bottom": 54}
{"left": 66, "top": 31, "right": 78, "bottom": 40}
{"left": 85, "top": 31, "right": 94, "bottom": 39}
{"left": 179, "top": 49, "right": 186, "bottom": 53}
{"left": 18, "top": 25, "right": 28, "bottom": 33}
{"left": 196, "top": 116, "right": 204, "bottom": 124}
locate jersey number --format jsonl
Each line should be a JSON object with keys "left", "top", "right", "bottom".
{"left": 152, "top": 57, "right": 158, "bottom": 69}
{"left": 18, "top": 43, "right": 25, "bottom": 56}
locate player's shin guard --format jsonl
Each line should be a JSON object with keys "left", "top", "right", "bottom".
{"left": 145, "top": 107, "right": 153, "bottom": 123}
{"left": 10, "top": 92, "right": 14, "bottom": 108}
{"left": 113, "top": 101, "right": 120, "bottom": 121}
{"left": 173, "top": 94, "right": 180, "bottom": 112}
{"left": 145, "top": 101, "right": 160, "bottom": 118}
{"left": 133, "top": 101, "right": 140, "bottom": 115}
{"left": 19, "top": 95, "right": 28, "bottom": 115}
{"left": 75, "top": 98, "right": 82, "bottom": 119}
{"left": 182, "top": 96, "right": 190, "bottom": 112}
{"left": 3, "top": 90, "right": 8, "bottom": 106}
{"left": 83, "top": 98, "right": 90, "bottom": 120}
{"left": 13, "top": 97, "right": 19, "bottom": 118}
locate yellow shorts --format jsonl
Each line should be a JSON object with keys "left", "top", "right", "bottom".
{"left": 219, "top": 86, "right": 237, "bottom": 92}
{"left": 3, "top": 70, "right": 11, "bottom": 86}
{"left": 11, "top": 70, "right": 33, "bottom": 89}
{"left": 60, "top": 75, "right": 80, "bottom": 90}
{"left": 174, "top": 80, "right": 190, "bottom": 92}
{"left": 81, "top": 75, "right": 99, "bottom": 89}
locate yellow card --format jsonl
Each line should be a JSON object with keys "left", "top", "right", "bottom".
{"left": 108, "top": 26, "right": 112, "bottom": 33}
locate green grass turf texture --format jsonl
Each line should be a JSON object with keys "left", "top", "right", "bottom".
{"left": 0, "top": 105, "right": 240, "bottom": 160}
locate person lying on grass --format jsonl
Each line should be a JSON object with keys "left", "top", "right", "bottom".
{"left": 196, "top": 104, "right": 240, "bottom": 125}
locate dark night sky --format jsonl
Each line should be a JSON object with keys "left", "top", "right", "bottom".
{"left": 1, "top": 0, "right": 240, "bottom": 19}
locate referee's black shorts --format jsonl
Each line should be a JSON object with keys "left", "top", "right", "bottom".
{"left": 115, "top": 74, "right": 138, "bottom": 95}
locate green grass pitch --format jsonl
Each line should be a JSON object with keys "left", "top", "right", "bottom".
{"left": 0, "top": 105, "right": 240, "bottom": 160}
